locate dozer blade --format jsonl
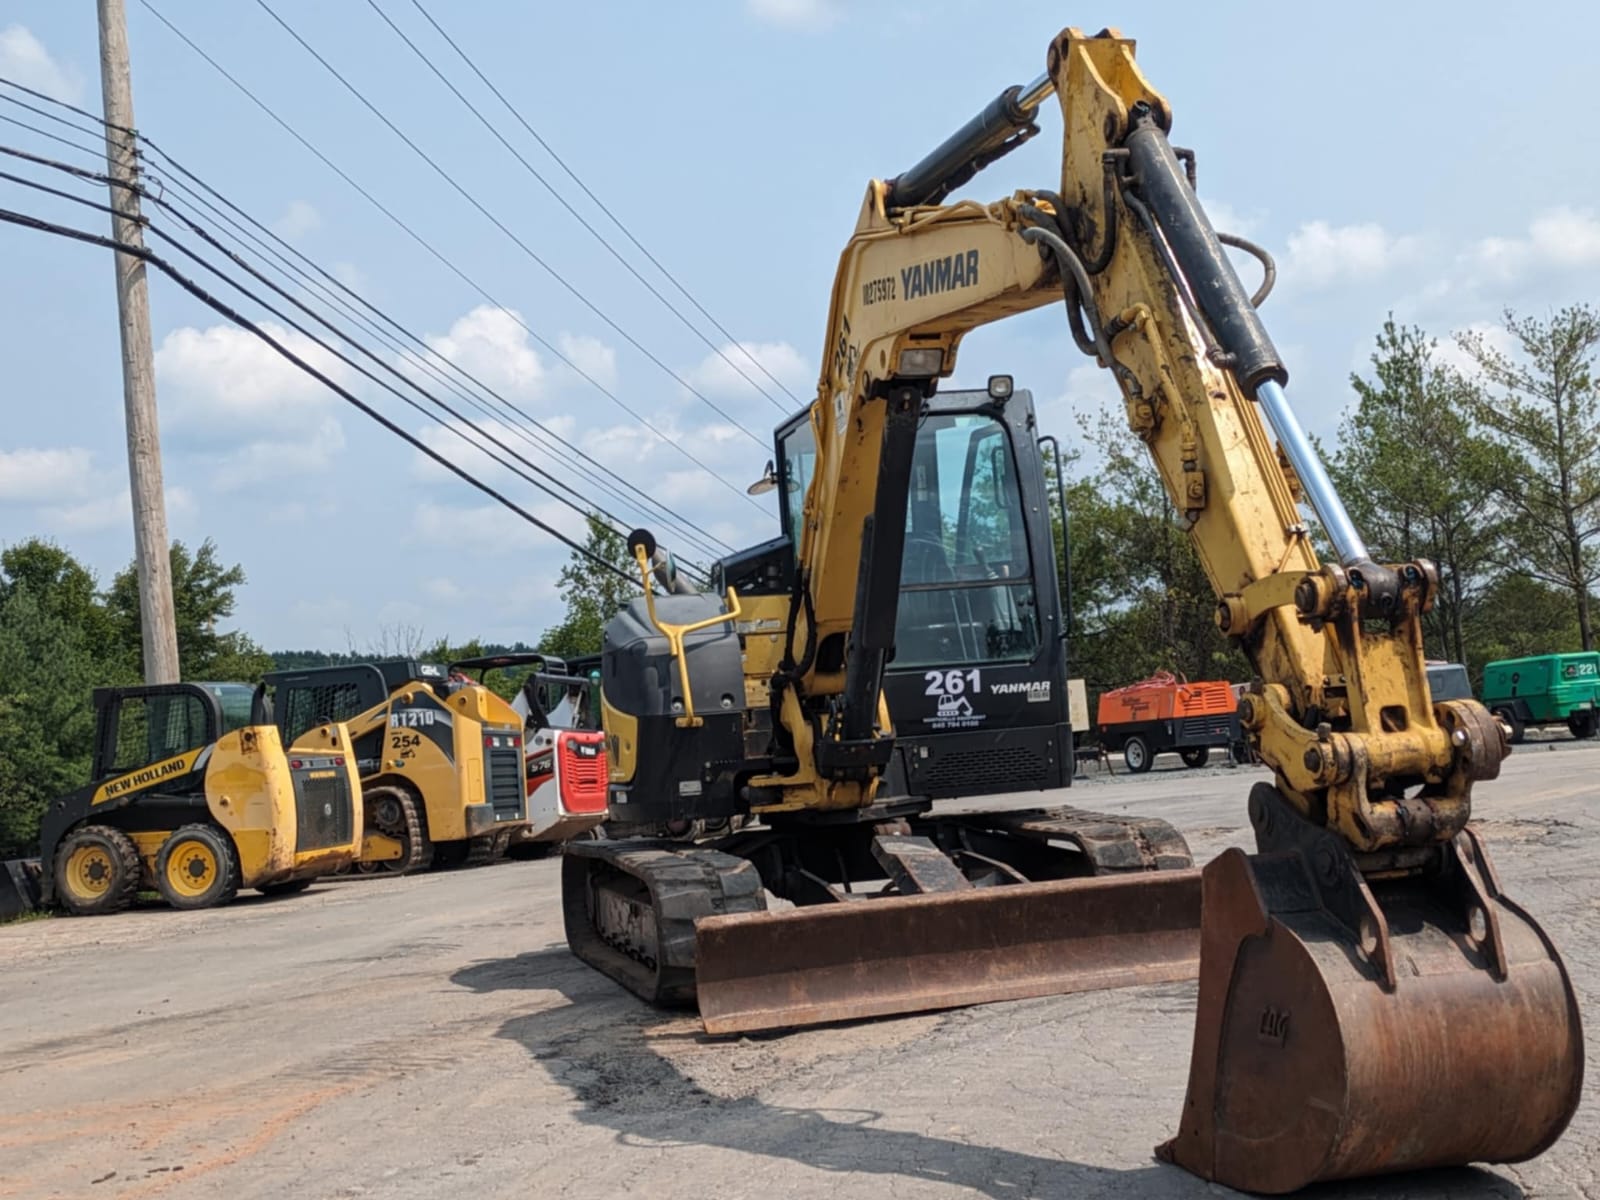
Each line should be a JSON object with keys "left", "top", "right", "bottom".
{"left": 695, "top": 868, "right": 1201, "bottom": 1035}
{"left": 0, "top": 858, "right": 42, "bottom": 921}
{"left": 1159, "top": 788, "right": 1583, "bottom": 1194}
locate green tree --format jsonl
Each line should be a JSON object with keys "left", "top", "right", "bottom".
{"left": 538, "top": 516, "right": 639, "bottom": 659}
{"left": 0, "top": 567, "right": 105, "bottom": 857}
{"left": 1327, "top": 318, "right": 1509, "bottom": 664}
{"left": 1053, "top": 414, "right": 1245, "bottom": 691}
{"left": 0, "top": 539, "right": 118, "bottom": 655}
{"left": 107, "top": 539, "right": 274, "bottom": 682}
{"left": 1458, "top": 306, "right": 1600, "bottom": 649}
{"left": 1463, "top": 574, "right": 1583, "bottom": 677}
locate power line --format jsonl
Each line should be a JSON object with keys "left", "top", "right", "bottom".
{"left": 133, "top": 0, "right": 769, "bottom": 515}
{"left": 408, "top": 0, "right": 805, "bottom": 412}
{"left": 0, "top": 201, "right": 639, "bottom": 585}
{"left": 148, "top": 167, "right": 729, "bottom": 565}
{"left": 252, "top": 0, "right": 769, "bottom": 449}
{"left": 364, "top": 0, "right": 792, "bottom": 417}
{"left": 0, "top": 152, "right": 677, "bottom": 578}
{"left": 0, "top": 74, "right": 735, "bottom": 563}
{"left": 0, "top": 109, "right": 109, "bottom": 162}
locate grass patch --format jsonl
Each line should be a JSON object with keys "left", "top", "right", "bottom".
{"left": 1, "top": 908, "right": 51, "bottom": 925}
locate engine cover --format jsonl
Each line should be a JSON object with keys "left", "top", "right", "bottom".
{"left": 601, "top": 594, "right": 748, "bottom": 824}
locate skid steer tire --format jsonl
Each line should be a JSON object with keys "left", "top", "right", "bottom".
{"left": 258, "top": 878, "right": 313, "bottom": 898}
{"left": 155, "top": 825, "right": 240, "bottom": 911}
{"left": 54, "top": 825, "right": 141, "bottom": 916}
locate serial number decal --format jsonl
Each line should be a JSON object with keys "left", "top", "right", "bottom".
{"left": 862, "top": 275, "right": 896, "bottom": 305}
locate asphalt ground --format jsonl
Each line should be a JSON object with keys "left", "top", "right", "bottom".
{"left": 2, "top": 736, "right": 1595, "bottom": 1200}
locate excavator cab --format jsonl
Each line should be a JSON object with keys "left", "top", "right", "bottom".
{"left": 721, "top": 382, "right": 1073, "bottom": 801}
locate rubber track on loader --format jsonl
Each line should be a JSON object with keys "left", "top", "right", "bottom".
{"left": 562, "top": 842, "right": 766, "bottom": 1007}
{"left": 463, "top": 834, "right": 500, "bottom": 868}
{"left": 936, "top": 805, "right": 1195, "bottom": 872}
{"left": 367, "top": 786, "right": 431, "bottom": 873}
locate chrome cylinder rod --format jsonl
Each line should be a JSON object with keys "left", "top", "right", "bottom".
{"left": 1018, "top": 72, "right": 1055, "bottom": 110}
{"left": 1255, "top": 379, "right": 1368, "bottom": 564}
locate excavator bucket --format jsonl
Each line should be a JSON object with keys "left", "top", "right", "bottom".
{"left": 694, "top": 868, "right": 1201, "bottom": 1035}
{"left": 1159, "top": 787, "right": 1583, "bottom": 1194}
{"left": 0, "top": 858, "right": 42, "bottom": 921}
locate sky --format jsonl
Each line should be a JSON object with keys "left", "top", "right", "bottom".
{"left": 2, "top": 1, "right": 1599, "bottom": 654}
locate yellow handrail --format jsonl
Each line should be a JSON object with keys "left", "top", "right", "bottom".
{"left": 633, "top": 544, "right": 742, "bottom": 728}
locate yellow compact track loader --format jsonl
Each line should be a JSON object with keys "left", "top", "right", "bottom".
{"left": 259, "top": 660, "right": 530, "bottom": 871}
{"left": 563, "top": 24, "right": 1582, "bottom": 1194}
{"left": 37, "top": 682, "right": 362, "bottom": 914}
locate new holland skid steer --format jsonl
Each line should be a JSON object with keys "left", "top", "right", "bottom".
{"left": 31, "top": 682, "right": 361, "bottom": 914}
{"left": 562, "top": 24, "right": 1582, "bottom": 1193}
{"left": 258, "top": 660, "right": 531, "bottom": 871}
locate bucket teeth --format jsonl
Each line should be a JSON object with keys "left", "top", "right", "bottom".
{"left": 1159, "top": 791, "right": 1584, "bottom": 1194}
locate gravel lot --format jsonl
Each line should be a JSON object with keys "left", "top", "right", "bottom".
{"left": 2, "top": 738, "right": 1596, "bottom": 1200}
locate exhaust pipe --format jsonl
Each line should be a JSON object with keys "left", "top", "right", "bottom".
{"left": 650, "top": 547, "right": 697, "bottom": 596}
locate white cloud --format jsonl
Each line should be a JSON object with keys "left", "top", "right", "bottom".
{"left": 418, "top": 306, "right": 545, "bottom": 400}
{"left": 411, "top": 417, "right": 521, "bottom": 487}
{"left": 331, "top": 262, "right": 367, "bottom": 292}
{"left": 154, "top": 322, "right": 348, "bottom": 489}
{"left": 1037, "top": 362, "right": 1121, "bottom": 442}
{"left": 684, "top": 340, "right": 809, "bottom": 399}
{"left": 0, "top": 446, "right": 94, "bottom": 503}
{"left": 745, "top": 0, "right": 841, "bottom": 31}
{"left": 1283, "top": 220, "right": 1421, "bottom": 290}
{"left": 1432, "top": 320, "right": 1515, "bottom": 378}
{"left": 1204, "top": 199, "right": 1262, "bottom": 239}
{"left": 1469, "top": 207, "right": 1600, "bottom": 284}
{"left": 0, "top": 26, "right": 83, "bottom": 104}
{"left": 555, "top": 332, "right": 618, "bottom": 391}
{"left": 271, "top": 200, "right": 321, "bottom": 241}
{"left": 412, "top": 499, "right": 584, "bottom": 556}
{"left": 155, "top": 321, "right": 348, "bottom": 441}
{"left": 38, "top": 485, "right": 194, "bottom": 535}
{"left": 206, "top": 421, "right": 346, "bottom": 491}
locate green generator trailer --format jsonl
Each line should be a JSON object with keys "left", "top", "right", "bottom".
{"left": 1481, "top": 652, "right": 1600, "bottom": 743}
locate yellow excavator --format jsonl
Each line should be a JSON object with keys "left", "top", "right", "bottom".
{"left": 564, "top": 26, "right": 1582, "bottom": 1193}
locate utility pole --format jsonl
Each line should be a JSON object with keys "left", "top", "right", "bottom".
{"left": 98, "top": 0, "right": 180, "bottom": 683}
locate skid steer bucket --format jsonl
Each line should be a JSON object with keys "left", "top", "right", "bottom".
{"left": 1159, "top": 788, "right": 1583, "bottom": 1194}
{"left": 695, "top": 868, "right": 1201, "bottom": 1035}
{"left": 0, "top": 858, "right": 42, "bottom": 921}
